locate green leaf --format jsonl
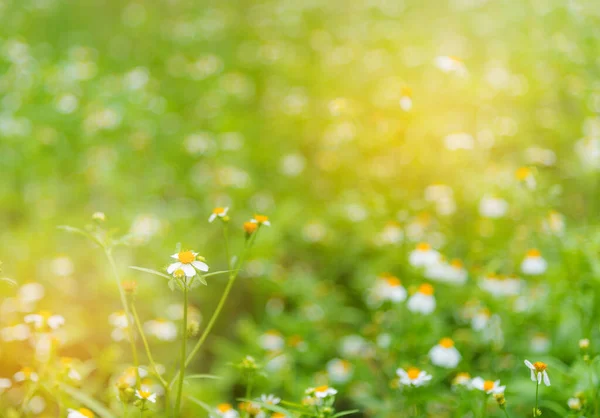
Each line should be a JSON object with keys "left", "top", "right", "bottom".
{"left": 59, "top": 384, "right": 117, "bottom": 418}
{"left": 129, "top": 266, "right": 172, "bottom": 280}
{"left": 538, "top": 400, "right": 568, "bottom": 416}
{"left": 0, "top": 277, "right": 17, "bottom": 286}
{"left": 185, "top": 374, "right": 222, "bottom": 381}
{"left": 202, "top": 270, "right": 234, "bottom": 278}
{"left": 238, "top": 399, "right": 304, "bottom": 417}
{"left": 332, "top": 410, "right": 360, "bottom": 418}
{"left": 197, "top": 275, "right": 208, "bottom": 286}
{"left": 186, "top": 395, "right": 215, "bottom": 414}
{"left": 57, "top": 225, "right": 104, "bottom": 247}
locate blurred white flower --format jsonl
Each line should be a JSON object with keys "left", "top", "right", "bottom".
{"left": 429, "top": 338, "right": 461, "bottom": 368}
{"left": 521, "top": 249, "right": 547, "bottom": 275}
{"left": 136, "top": 389, "right": 158, "bottom": 403}
{"left": 14, "top": 367, "right": 38, "bottom": 382}
{"left": 368, "top": 274, "right": 407, "bottom": 306}
{"left": 409, "top": 243, "right": 440, "bottom": 268}
{"left": 479, "top": 274, "right": 521, "bottom": 297}
{"left": 67, "top": 408, "right": 95, "bottom": 418}
{"left": 212, "top": 403, "right": 239, "bottom": 418}
{"left": 444, "top": 132, "right": 474, "bottom": 150}
{"left": 24, "top": 311, "right": 64, "bottom": 331}
{"left": 471, "top": 377, "right": 505, "bottom": 394}
{"left": 407, "top": 284, "right": 436, "bottom": 315}
{"left": 479, "top": 195, "right": 508, "bottom": 219}
{"left": 327, "top": 358, "right": 353, "bottom": 384}
{"left": 144, "top": 319, "right": 177, "bottom": 341}
{"left": 568, "top": 397, "right": 582, "bottom": 411}
{"left": 260, "top": 330, "right": 285, "bottom": 352}
{"left": 396, "top": 367, "right": 432, "bottom": 387}
{"left": 435, "top": 56, "right": 467, "bottom": 76}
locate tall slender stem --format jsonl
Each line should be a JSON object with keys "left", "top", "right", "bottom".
{"left": 174, "top": 282, "right": 189, "bottom": 414}
{"left": 105, "top": 248, "right": 140, "bottom": 388}
{"left": 130, "top": 302, "right": 169, "bottom": 390}
{"left": 534, "top": 380, "right": 539, "bottom": 417}
{"left": 169, "top": 232, "right": 257, "bottom": 389}
{"left": 243, "top": 375, "right": 254, "bottom": 418}
{"left": 503, "top": 408, "right": 511, "bottom": 418}
{"left": 481, "top": 394, "right": 487, "bottom": 418}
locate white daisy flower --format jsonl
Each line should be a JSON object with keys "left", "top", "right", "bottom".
{"left": 67, "top": 408, "right": 94, "bottom": 418}
{"left": 444, "top": 132, "right": 474, "bottom": 150}
{"left": 167, "top": 250, "right": 209, "bottom": 277}
{"left": 212, "top": 403, "right": 239, "bottom": 418}
{"left": 135, "top": 389, "right": 158, "bottom": 403}
{"left": 306, "top": 385, "right": 337, "bottom": 398}
{"left": 479, "top": 195, "right": 508, "bottom": 219}
{"left": 407, "top": 284, "right": 436, "bottom": 315}
{"left": 515, "top": 167, "right": 536, "bottom": 189}
{"left": 208, "top": 207, "right": 229, "bottom": 223}
{"left": 396, "top": 367, "right": 432, "bottom": 387}
{"left": 479, "top": 274, "right": 521, "bottom": 297}
{"left": 369, "top": 274, "right": 407, "bottom": 306}
{"left": 375, "top": 221, "right": 404, "bottom": 245}
{"left": 524, "top": 360, "right": 550, "bottom": 386}
{"left": 0, "top": 378, "right": 12, "bottom": 392}
{"left": 13, "top": 367, "right": 38, "bottom": 382}
{"left": 326, "top": 358, "right": 354, "bottom": 383}
{"left": 471, "top": 377, "right": 505, "bottom": 394}
{"left": 542, "top": 210, "right": 565, "bottom": 236}
{"left": 259, "top": 330, "right": 285, "bottom": 352}
{"left": 24, "top": 311, "right": 65, "bottom": 330}
{"left": 471, "top": 308, "right": 491, "bottom": 331}
{"left": 144, "top": 319, "right": 177, "bottom": 341}
{"left": 425, "top": 259, "right": 467, "bottom": 285}
{"left": 409, "top": 243, "right": 441, "bottom": 268}
{"left": 521, "top": 249, "right": 547, "bottom": 275}
{"left": 399, "top": 86, "right": 412, "bottom": 111}
{"left": 260, "top": 394, "right": 281, "bottom": 405}
{"left": 452, "top": 372, "right": 472, "bottom": 389}
{"left": 250, "top": 214, "right": 271, "bottom": 226}
{"left": 568, "top": 397, "right": 582, "bottom": 411}
{"left": 429, "top": 338, "right": 461, "bottom": 369}
{"left": 435, "top": 56, "right": 467, "bottom": 76}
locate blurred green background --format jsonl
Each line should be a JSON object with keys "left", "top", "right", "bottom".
{"left": 3, "top": 0, "right": 600, "bottom": 416}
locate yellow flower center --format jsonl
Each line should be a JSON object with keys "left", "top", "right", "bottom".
{"left": 213, "top": 207, "right": 226, "bottom": 214}
{"left": 515, "top": 166, "right": 531, "bottom": 180}
{"left": 244, "top": 222, "right": 258, "bottom": 234}
{"left": 418, "top": 283, "right": 434, "bottom": 295}
{"left": 533, "top": 361, "right": 547, "bottom": 372}
{"left": 254, "top": 214, "right": 269, "bottom": 223}
{"left": 21, "top": 367, "right": 34, "bottom": 377}
{"left": 79, "top": 408, "right": 94, "bottom": 418}
{"left": 527, "top": 248, "right": 541, "bottom": 258}
{"left": 407, "top": 367, "right": 420, "bottom": 380}
{"left": 138, "top": 390, "right": 152, "bottom": 399}
{"left": 439, "top": 338, "right": 454, "bottom": 348}
{"left": 450, "top": 259, "right": 463, "bottom": 269}
{"left": 177, "top": 251, "right": 196, "bottom": 264}
{"left": 483, "top": 380, "right": 495, "bottom": 391}
{"left": 314, "top": 385, "right": 330, "bottom": 392}
{"left": 416, "top": 242, "right": 431, "bottom": 251}
{"left": 218, "top": 403, "right": 232, "bottom": 413}
{"left": 385, "top": 276, "right": 401, "bottom": 287}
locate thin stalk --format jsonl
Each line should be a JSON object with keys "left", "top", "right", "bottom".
{"left": 174, "top": 281, "right": 189, "bottom": 414}
{"left": 534, "top": 380, "right": 539, "bottom": 417}
{"left": 105, "top": 247, "right": 140, "bottom": 388}
{"left": 243, "top": 375, "right": 254, "bottom": 418}
{"left": 481, "top": 395, "right": 487, "bottom": 418}
{"left": 503, "top": 408, "right": 511, "bottom": 418}
{"left": 169, "top": 232, "right": 258, "bottom": 389}
{"left": 130, "top": 302, "right": 169, "bottom": 390}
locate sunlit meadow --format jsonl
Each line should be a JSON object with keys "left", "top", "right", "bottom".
{"left": 2, "top": 0, "right": 600, "bottom": 417}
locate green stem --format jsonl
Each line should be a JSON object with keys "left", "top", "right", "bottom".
{"left": 169, "top": 232, "right": 258, "bottom": 389}
{"left": 481, "top": 394, "right": 487, "bottom": 418}
{"left": 534, "top": 380, "right": 539, "bottom": 417}
{"left": 503, "top": 408, "right": 511, "bottom": 418}
{"left": 243, "top": 376, "right": 254, "bottom": 418}
{"left": 130, "top": 302, "right": 169, "bottom": 397}
{"left": 174, "top": 282, "right": 189, "bottom": 414}
{"left": 105, "top": 247, "right": 140, "bottom": 388}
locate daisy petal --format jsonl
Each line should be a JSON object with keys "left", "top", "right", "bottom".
{"left": 192, "top": 261, "right": 209, "bottom": 272}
